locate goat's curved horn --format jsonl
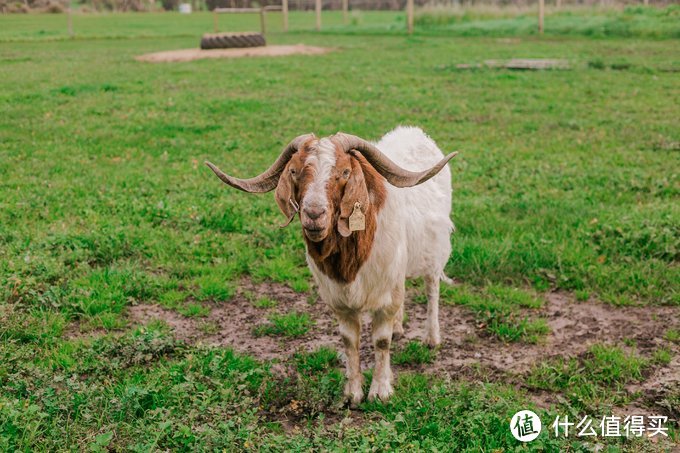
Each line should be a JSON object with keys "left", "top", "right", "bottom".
{"left": 205, "top": 134, "right": 314, "bottom": 193}
{"left": 332, "top": 133, "right": 457, "bottom": 188}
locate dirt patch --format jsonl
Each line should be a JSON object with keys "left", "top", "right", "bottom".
{"left": 62, "top": 324, "right": 111, "bottom": 341}
{"left": 127, "top": 304, "right": 205, "bottom": 342}
{"left": 129, "top": 279, "right": 336, "bottom": 360}
{"left": 627, "top": 352, "right": 680, "bottom": 418}
{"left": 125, "top": 281, "right": 680, "bottom": 419}
{"left": 402, "top": 291, "right": 679, "bottom": 380}
{"left": 456, "top": 59, "right": 570, "bottom": 70}
{"left": 135, "top": 45, "right": 332, "bottom": 63}
{"left": 127, "top": 283, "right": 678, "bottom": 378}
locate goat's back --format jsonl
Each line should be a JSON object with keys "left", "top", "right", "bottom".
{"left": 376, "top": 126, "right": 454, "bottom": 279}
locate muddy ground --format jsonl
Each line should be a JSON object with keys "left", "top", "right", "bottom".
{"left": 123, "top": 279, "right": 679, "bottom": 420}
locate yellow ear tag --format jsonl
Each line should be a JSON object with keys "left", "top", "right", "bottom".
{"left": 348, "top": 202, "right": 365, "bottom": 232}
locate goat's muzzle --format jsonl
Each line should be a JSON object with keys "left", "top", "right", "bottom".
{"left": 301, "top": 207, "right": 329, "bottom": 242}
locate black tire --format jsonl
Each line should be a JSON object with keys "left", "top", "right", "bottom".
{"left": 200, "top": 32, "right": 266, "bottom": 50}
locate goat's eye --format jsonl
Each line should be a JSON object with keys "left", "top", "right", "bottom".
{"left": 342, "top": 169, "right": 351, "bottom": 179}
{"left": 290, "top": 168, "right": 297, "bottom": 177}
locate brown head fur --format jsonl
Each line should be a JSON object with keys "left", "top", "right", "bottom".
{"left": 274, "top": 140, "right": 387, "bottom": 284}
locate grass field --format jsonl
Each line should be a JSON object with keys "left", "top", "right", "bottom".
{"left": 1, "top": 5, "right": 679, "bottom": 41}
{"left": 1, "top": 8, "right": 679, "bottom": 451}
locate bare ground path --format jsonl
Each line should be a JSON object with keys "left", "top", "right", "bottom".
{"left": 135, "top": 45, "right": 332, "bottom": 63}
{"left": 122, "top": 279, "right": 679, "bottom": 418}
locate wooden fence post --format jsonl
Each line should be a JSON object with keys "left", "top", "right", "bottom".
{"left": 342, "top": 0, "right": 348, "bottom": 24}
{"left": 407, "top": 0, "right": 414, "bottom": 34}
{"left": 282, "top": 0, "right": 289, "bottom": 31}
{"left": 68, "top": 10, "right": 73, "bottom": 37}
{"left": 315, "top": 0, "right": 321, "bottom": 31}
{"left": 260, "top": 8, "right": 266, "bottom": 34}
{"left": 213, "top": 10, "right": 218, "bottom": 32}
{"left": 68, "top": 4, "right": 73, "bottom": 37}
{"left": 538, "top": 0, "right": 544, "bottom": 35}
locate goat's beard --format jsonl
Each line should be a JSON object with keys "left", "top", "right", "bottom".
{"left": 301, "top": 217, "right": 333, "bottom": 243}
{"left": 303, "top": 227, "right": 327, "bottom": 242}
{"left": 303, "top": 224, "right": 340, "bottom": 261}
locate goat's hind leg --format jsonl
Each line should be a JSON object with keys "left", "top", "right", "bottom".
{"left": 391, "top": 282, "right": 405, "bottom": 341}
{"left": 424, "top": 274, "right": 441, "bottom": 348}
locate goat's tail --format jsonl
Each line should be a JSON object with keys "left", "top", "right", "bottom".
{"left": 440, "top": 272, "right": 455, "bottom": 286}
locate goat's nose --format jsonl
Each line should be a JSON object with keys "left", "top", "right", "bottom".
{"left": 305, "top": 207, "right": 326, "bottom": 220}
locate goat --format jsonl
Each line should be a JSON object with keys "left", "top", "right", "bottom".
{"left": 206, "top": 126, "right": 456, "bottom": 405}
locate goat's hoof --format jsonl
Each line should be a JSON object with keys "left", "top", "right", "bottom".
{"left": 392, "top": 330, "right": 403, "bottom": 341}
{"left": 368, "top": 380, "right": 393, "bottom": 402}
{"left": 424, "top": 334, "right": 441, "bottom": 348}
{"left": 344, "top": 395, "right": 363, "bottom": 409}
{"left": 343, "top": 381, "right": 364, "bottom": 408}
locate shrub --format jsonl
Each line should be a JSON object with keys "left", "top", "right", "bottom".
{"left": 160, "top": 0, "right": 177, "bottom": 11}
{"left": 45, "top": 1, "right": 64, "bottom": 12}
{"left": 7, "top": 2, "right": 30, "bottom": 12}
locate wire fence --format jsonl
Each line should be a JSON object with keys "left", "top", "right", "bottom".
{"left": 204, "top": 0, "right": 676, "bottom": 9}
{"left": 2, "top": 0, "right": 675, "bottom": 14}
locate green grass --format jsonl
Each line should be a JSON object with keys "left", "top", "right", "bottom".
{"left": 253, "top": 311, "right": 313, "bottom": 338}
{"left": 415, "top": 5, "right": 680, "bottom": 39}
{"left": 442, "top": 283, "right": 550, "bottom": 343}
{"left": 526, "top": 344, "right": 649, "bottom": 410}
{"left": 392, "top": 340, "right": 436, "bottom": 365}
{"left": 665, "top": 328, "right": 680, "bottom": 344}
{"left": 158, "top": 288, "right": 210, "bottom": 316}
{"left": 0, "top": 10, "right": 679, "bottom": 451}
{"left": 293, "top": 346, "right": 339, "bottom": 372}
{"left": 1, "top": 6, "right": 678, "bottom": 43}
{"left": 651, "top": 347, "right": 673, "bottom": 366}
{"left": 0, "top": 10, "right": 402, "bottom": 42}
{"left": 252, "top": 296, "right": 278, "bottom": 309}
{"left": 413, "top": 280, "right": 550, "bottom": 342}
{"left": 1, "top": 17, "right": 679, "bottom": 315}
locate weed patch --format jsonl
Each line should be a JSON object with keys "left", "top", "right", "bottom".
{"left": 253, "top": 312, "right": 313, "bottom": 338}
{"left": 393, "top": 340, "right": 436, "bottom": 365}
{"left": 441, "top": 284, "right": 549, "bottom": 343}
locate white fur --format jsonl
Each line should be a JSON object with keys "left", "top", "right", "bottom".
{"left": 306, "top": 126, "right": 453, "bottom": 403}
{"left": 308, "top": 126, "right": 453, "bottom": 313}
{"left": 302, "top": 138, "right": 336, "bottom": 213}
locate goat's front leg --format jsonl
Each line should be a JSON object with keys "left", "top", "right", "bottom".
{"left": 368, "top": 304, "right": 396, "bottom": 402}
{"left": 336, "top": 310, "right": 363, "bottom": 407}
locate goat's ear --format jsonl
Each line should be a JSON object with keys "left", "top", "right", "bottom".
{"left": 275, "top": 166, "right": 296, "bottom": 220}
{"left": 337, "top": 157, "right": 370, "bottom": 237}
